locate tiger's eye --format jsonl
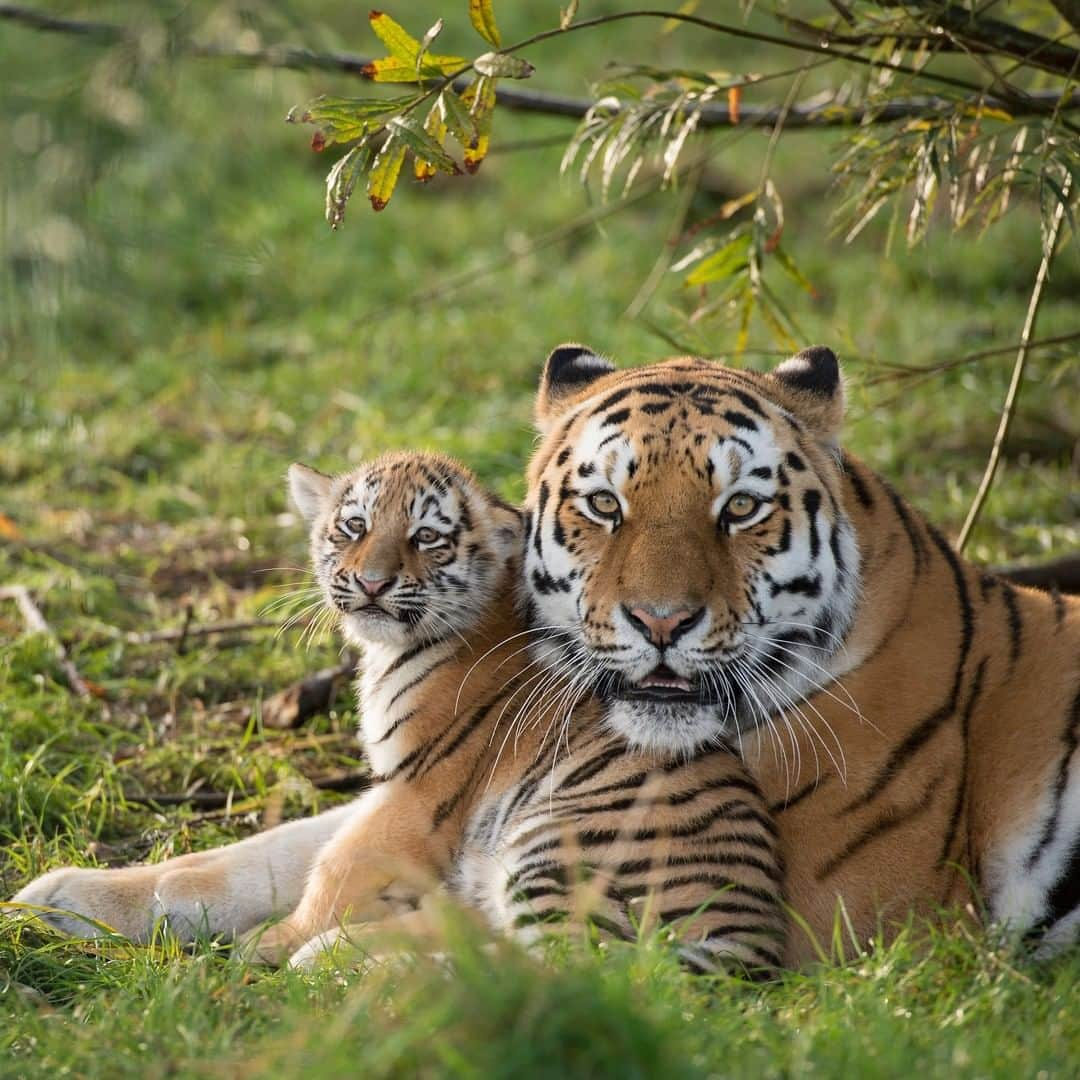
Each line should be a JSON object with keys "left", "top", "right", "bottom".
{"left": 724, "top": 494, "right": 760, "bottom": 522}
{"left": 587, "top": 490, "right": 621, "bottom": 520}
{"left": 414, "top": 526, "right": 441, "bottom": 545}
{"left": 342, "top": 516, "right": 366, "bottom": 537}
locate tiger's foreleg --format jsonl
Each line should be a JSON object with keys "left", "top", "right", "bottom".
{"left": 7, "top": 802, "right": 357, "bottom": 942}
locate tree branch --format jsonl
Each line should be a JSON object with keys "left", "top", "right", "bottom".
{"left": 872, "top": 2, "right": 1080, "bottom": 80}
{"left": 1, "top": 3, "right": 1076, "bottom": 128}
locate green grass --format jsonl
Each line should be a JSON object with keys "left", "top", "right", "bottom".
{"left": 1, "top": 2, "right": 1078, "bottom": 1076}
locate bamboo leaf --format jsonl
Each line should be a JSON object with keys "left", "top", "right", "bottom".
{"left": 461, "top": 77, "right": 497, "bottom": 172}
{"left": 684, "top": 233, "right": 752, "bottom": 286}
{"left": 772, "top": 246, "right": 820, "bottom": 299}
{"left": 367, "top": 137, "right": 407, "bottom": 211}
{"left": 468, "top": 0, "right": 502, "bottom": 47}
{"left": 474, "top": 52, "right": 534, "bottom": 79}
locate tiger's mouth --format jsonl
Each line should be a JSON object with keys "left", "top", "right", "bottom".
{"left": 602, "top": 664, "right": 726, "bottom": 706}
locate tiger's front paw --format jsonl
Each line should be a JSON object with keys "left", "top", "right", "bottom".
{"left": 6, "top": 866, "right": 151, "bottom": 939}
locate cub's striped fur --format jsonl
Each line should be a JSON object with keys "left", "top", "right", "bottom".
{"left": 522, "top": 343, "right": 1080, "bottom": 964}
{"left": 12, "top": 453, "right": 785, "bottom": 974}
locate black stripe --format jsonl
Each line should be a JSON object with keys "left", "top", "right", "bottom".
{"left": 381, "top": 640, "right": 436, "bottom": 680}
{"left": 938, "top": 659, "right": 986, "bottom": 869}
{"left": 372, "top": 708, "right": 416, "bottom": 744}
{"left": 817, "top": 769, "right": 945, "bottom": 881}
{"left": 1025, "top": 685, "right": 1080, "bottom": 871}
{"left": 841, "top": 453, "right": 875, "bottom": 509}
{"left": 386, "top": 653, "right": 455, "bottom": 709}
{"left": 844, "top": 524, "right": 975, "bottom": 813}
{"left": 999, "top": 581, "right": 1024, "bottom": 668}
{"left": 558, "top": 742, "right": 626, "bottom": 789}
{"left": 882, "top": 479, "right": 927, "bottom": 573}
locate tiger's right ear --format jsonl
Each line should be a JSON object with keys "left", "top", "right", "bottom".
{"left": 288, "top": 463, "right": 332, "bottom": 524}
{"left": 535, "top": 343, "right": 615, "bottom": 433}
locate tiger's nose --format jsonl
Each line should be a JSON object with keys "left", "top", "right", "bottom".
{"left": 357, "top": 574, "right": 396, "bottom": 597}
{"left": 623, "top": 605, "right": 704, "bottom": 647}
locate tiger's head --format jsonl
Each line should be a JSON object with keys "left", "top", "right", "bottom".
{"left": 523, "top": 345, "right": 861, "bottom": 755}
{"left": 289, "top": 452, "right": 521, "bottom": 647}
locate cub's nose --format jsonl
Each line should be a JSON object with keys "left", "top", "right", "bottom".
{"left": 357, "top": 574, "right": 397, "bottom": 598}
{"left": 623, "top": 605, "right": 704, "bottom": 647}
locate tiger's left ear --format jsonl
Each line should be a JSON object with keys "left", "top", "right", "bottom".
{"left": 770, "top": 346, "right": 844, "bottom": 443}
{"left": 535, "top": 343, "right": 615, "bottom": 433}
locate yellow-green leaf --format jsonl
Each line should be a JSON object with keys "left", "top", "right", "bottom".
{"left": 294, "top": 94, "right": 415, "bottom": 149}
{"left": 368, "top": 10, "right": 422, "bottom": 63}
{"left": 367, "top": 137, "right": 407, "bottom": 211}
{"left": 414, "top": 105, "right": 449, "bottom": 182}
{"left": 362, "top": 53, "right": 467, "bottom": 83}
{"left": 326, "top": 142, "right": 375, "bottom": 228}
{"left": 439, "top": 89, "right": 478, "bottom": 147}
{"left": 461, "top": 77, "right": 497, "bottom": 172}
{"left": 388, "top": 114, "right": 460, "bottom": 178}
{"left": 469, "top": 0, "right": 501, "bottom": 47}
{"left": 474, "top": 52, "right": 534, "bottom": 79}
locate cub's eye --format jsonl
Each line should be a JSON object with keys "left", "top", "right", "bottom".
{"left": 586, "top": 490, "right": 622, "bottom": 523}
{"left": 722, "top": 493, "right": 762, "bottom": 523}
{"left": 413, "top": 526, "right": 442, "bottom": 546}
{"left": 341, "top": 516, "right": 366, "bottom": 538}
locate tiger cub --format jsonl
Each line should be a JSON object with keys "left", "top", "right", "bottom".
{"left": 253, "top": 452, "right": 786, "bottom": 972}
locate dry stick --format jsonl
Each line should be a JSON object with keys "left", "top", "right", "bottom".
{"left": 0, "top": 585, "right": 90, "bottom": 698}
{"left": 127, "top": 769, "right": 371, "bottom": 811}
{"left": 955, "top": 173, "right": 1073, "bottom": 553}
{"left": 0, "top": 3, "right": 1077, "bottom": 126}
{"left": 124, "top": 618, "right": 277, "bottom": 644}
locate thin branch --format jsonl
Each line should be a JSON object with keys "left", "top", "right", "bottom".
{"left": 955, "top": 173, "right": 1073, "bottom": 552}
{"left": 1, "top": 3, "right": 1077, "bottom": 126}
{"left": 0, "top": 585, "right": 91, "bottom": 697}
{"left": 126, "top": 769, "right": 370, "bottom": 811}
{"left": 124, "top": 618, "right": 277, "bottom": 644}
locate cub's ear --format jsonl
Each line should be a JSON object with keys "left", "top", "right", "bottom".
{"left": 770, "top": 345, "right": 844, "bottom": 442}
{"left": 288, "top": 463, "right": 333, "bottom": 524}
{"left": 535, "top": 343, "right": 615, "bottom": 433}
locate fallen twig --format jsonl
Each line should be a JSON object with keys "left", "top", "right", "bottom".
{"left": 260, "top": 652, "right": 359, "bottom": 730}
{"left": 126, "top": 769, "right": 371, "bottom": 812}
{"left": 0, "top": 585, "right": 91, "bottom": 698}
{"left": 124, "top": 618, "right": 277, "bottom": 644}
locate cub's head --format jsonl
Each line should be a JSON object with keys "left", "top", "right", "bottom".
{"left": 524, "top": 344, "right": 861, "bottom": 755}
{"left": 289, "top": 452, "right": 521, "bottom": 647}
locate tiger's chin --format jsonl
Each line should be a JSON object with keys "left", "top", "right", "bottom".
{"left": 602, "top": 699, "right": 735, "bottom": 758}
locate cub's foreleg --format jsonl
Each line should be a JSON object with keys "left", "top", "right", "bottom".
{"left": 243, "top": 782, "right": 444, "bottom": 964}
{"left": 8, "top": 803, "right": 356, "bottom": 942}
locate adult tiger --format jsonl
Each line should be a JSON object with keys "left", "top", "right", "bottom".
{"left": 523, "top": 343, "right": 1080, "bottom": 964}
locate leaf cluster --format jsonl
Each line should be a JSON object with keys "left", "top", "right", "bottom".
{"left": 288, "top": 4, "right": 528, "bottom": 226}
